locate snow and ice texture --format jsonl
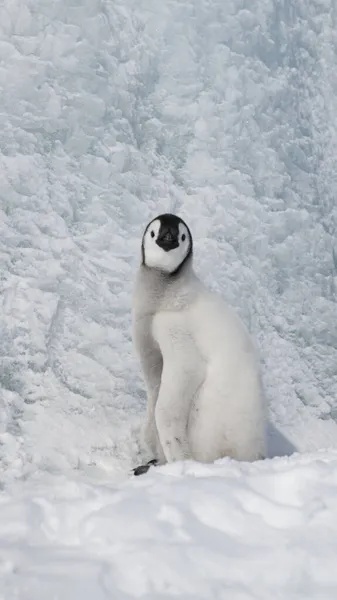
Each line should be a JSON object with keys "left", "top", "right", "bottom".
{"left": 1, "top": 0, "right": 337, "bottom": 481}
{"left": 2, "top": 452, "right": 337, "bottom": 599}
{"left": 0, "top": 0, "right": 337, "bottom": 596}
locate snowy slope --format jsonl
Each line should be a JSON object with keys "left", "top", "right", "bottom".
{"left": 2, "top": 452, "right": 337, "bottom": 599}
{"left": 0, "top": 0, "right": 337, "bottom": 597}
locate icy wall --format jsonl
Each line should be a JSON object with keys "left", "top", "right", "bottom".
{"left": 0, "top": 0, "right": 336, "bottom": 482}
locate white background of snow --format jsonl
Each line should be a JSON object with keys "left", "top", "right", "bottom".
{"left": 0, "top": 0, "right": 336, "bottom": 597}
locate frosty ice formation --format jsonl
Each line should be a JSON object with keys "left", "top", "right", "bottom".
{"left": 132, "top": 213, "right": 267, "bottom": 475}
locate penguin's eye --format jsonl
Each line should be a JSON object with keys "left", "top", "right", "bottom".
{"left": 150, "top": 230, "right": 155, "bottom": 238}
{"left": 182, "top": 233, "right": 186, "bottom": 242}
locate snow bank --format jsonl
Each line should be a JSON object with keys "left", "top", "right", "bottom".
{"left": 1, "top": 452, "right": 337, "bottom": 599}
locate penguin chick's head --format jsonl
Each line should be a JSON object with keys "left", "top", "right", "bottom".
{"left": 142, "top": 213, "right": 192, "bottom": 275}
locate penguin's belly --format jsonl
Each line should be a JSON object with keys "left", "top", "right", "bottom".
{"left": 187, "top": 362, "right": 234, "bottom": 463}
{"left": 187, "top": 356, "right": 265, "bottom": 463}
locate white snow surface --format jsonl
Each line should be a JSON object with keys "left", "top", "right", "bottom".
{"left": 2, "top": 452, "right": 337, "bottom": 600}
{"left": 0, "top": 0, "right": 337, "bottom": 597}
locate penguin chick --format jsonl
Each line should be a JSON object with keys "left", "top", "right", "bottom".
{"left": 132, "top": 213, "right": 267, "bottom": 474}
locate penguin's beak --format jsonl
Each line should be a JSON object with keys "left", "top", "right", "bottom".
{"left": 156, "top": 227, "right": 179, "bottom": 251}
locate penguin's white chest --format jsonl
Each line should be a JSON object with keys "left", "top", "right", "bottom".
{"left": 151, "top": 310, "right": 203, "bottom": 366}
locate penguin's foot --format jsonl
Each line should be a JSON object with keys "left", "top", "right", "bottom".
{"left": 133, "top": 458, "right": 158, "bottom": 476}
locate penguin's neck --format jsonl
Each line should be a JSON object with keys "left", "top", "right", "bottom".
{"left": 135, "top": 258, "right": 199, "bottom": 316}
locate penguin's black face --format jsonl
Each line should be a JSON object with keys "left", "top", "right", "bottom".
{"left": 142, "top": 213, "right": 192, "bottom": 274}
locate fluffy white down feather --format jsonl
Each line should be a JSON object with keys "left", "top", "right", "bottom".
{"left": 133, "top": 215, "right": 267, "bottom": 466}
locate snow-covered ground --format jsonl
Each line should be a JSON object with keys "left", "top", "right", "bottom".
{"left": 0, "top": 0, "right": 336, "bottom": 597}
{"left": 2, "top": 452, "right": 337, "bottom": 599}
